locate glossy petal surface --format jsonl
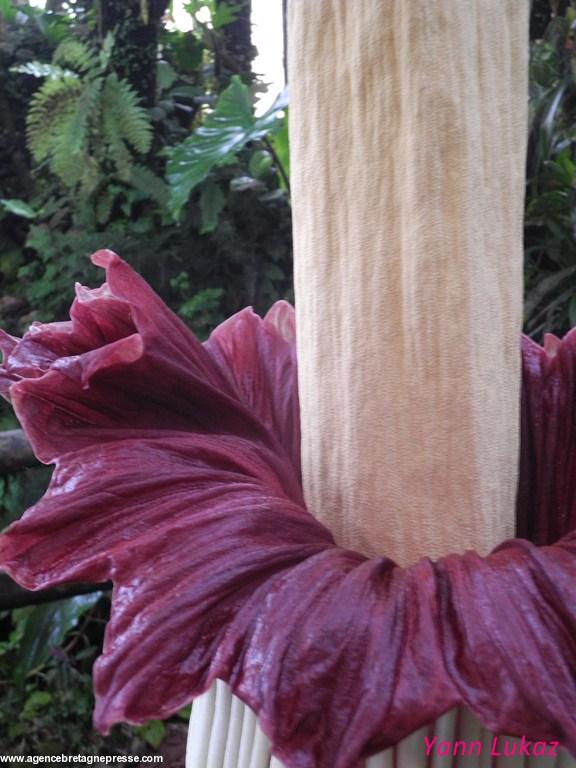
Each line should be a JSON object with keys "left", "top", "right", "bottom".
{"left": 517, "top": 331, "right": 576, "bottom": 543}
{"left": 1, "top": 253, "right": 575, "bottom": 768}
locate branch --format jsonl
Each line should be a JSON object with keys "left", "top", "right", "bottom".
{"left": 0, "top": 430, "right": 39, "bottom": 475}
{"left": 263, "top": 137, "right": 291, "bottom": 198}
{"left": 0, "top": 572, "right": 111, "bottom": 609}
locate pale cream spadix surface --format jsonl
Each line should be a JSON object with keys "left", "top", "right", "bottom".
{"left": 185, "top": 2, "right": 569, "bottom": 768}
{"left": 291, "top": 0, "right": 528, "bottom": 563}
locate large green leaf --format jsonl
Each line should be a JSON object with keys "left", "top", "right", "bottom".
{"left": 11, "top": 62, "right": 78, "bottom": 80}
{"left": 199, "top": 180, "right": 226, "bottom": 234}
{"left": 0, "top": 199, "right": 38, "bottom": 219}
{"left": 269, "top": 110, "right": 290, "bottom": 189}
{"left": 13, "top": 593, "right": 103, "bottom": 684}
{"left": 167, "top": 76, "right": 288, "bottom": 218}
{"left": 136, "top": 719, "right": 166, "bottom": 748}
{"left": 0, "top": 0, "right": 18, "bottom": 22}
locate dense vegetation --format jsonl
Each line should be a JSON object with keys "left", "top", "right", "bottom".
{"left": 525, "top": 0, "right": 576, "bottom": 336}
{"left": 0, "top": 0, "right": 575, "bottom": 757}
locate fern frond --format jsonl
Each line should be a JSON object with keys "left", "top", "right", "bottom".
{"left": 95, "top": 185, "right": 119, "bottom": 224}
{"left": 26, "top": 73, "right": 104, "bottom": 189}
{"left": 99, "top": 33, "right": 115, "bottom": 70}
{"left": 102, "top": 74, "right": 153, "bottom": 155}
{"left": 107, "top": 136, "right": 133, "bottom": 181}
{"left": 22, "top": 36, "right": 153, "bottom": 191}
{"left": 26, "top": 78, "right": 83, "bottom": 162}
{"left": 100, "top": 102, "right": 132, "bottom": 181}
{"left": 78, "top": 156, "right": 102, "bottom": 196}
{"left": 64, "top": 77, "right": 103, "bottom": 157}
{"left": 47, "top": 78, "right": 103, "bottom": 187}
{"left": 129, "top": 164, "right": 169, "bottom": 206}
{"left": 53, "top": 39, "right": 98, "bottom": 74}
{"left": 50, "top": 131, "right": 85, "bottom": 187}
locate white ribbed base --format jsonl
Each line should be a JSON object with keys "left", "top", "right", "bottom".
{"left": 185, "top": 682, "right": 284, "bottom": 768}
{"left": 186, "top": 684, "right": 575, "bottom": 768}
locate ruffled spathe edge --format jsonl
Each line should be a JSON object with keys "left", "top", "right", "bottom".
{"left": 518, "top": 330, "right": 576, "bottom": 544}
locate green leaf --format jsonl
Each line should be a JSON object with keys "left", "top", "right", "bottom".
{"left": 0, "top": 199, "right": 38, "bottom": 219}
{"left": 569, "top": 294, "right": 576, "bottom": 327}
{"left": 178, "top": 287, "right": 223, "bottom": 320}
{"left": 41, "top": 14, "right": 73, "bottom": 46}
{"left": 541, "top": 82, "right": 567, "bottom": 158}
{"left": 8, "top": 723, "right": 26, "bottom": 739}
{"left": 229, "top": 175, "right": 266, "bottom": 193}
{"left": 547, "top": 149, "right": 576, "bottom": 186}
{"left": 211, "top": 1, "right": 243, "bottom": 29}
{"left": 185, "top": 0, "right": 245, "bottom": 29}
{"left": 169, "top": 84, "right": 203, "bottom": 101}
{"left": 165, "top": 32, "right": 204, "bottom": 74}
{"left": 95, "top": 187, "right": 117, "bottom": 225}
{"left": 53, "top": 38, "right": 98, "bottom": 74}
{"left": 136, "top": 720, "right": 166, "bottom": 748}
{"left": 129, "top": 165, "right": 170, "bottom": 207}
{"left": 269, "top": 110, "right": 290, "bottom": 188}
{"left": 167, "top": 77, "right": 288, "bottom": 218}
{"left": 21, "top": 691, "right": 53, "bottom": 721}
{"left": 249, "top": 149, "right": 273, "bottom": 179}
{"left": 25, "top": 691, "right": 52, "bottom": 709}
{"left": 100, "top": 32, "right": 116, "bottom": 70}
{"left": 0, "top": 0, "right": 18, "bottom": 22}
{"left": 199, "top": 180, "right": 226, "bottom": 233}
{"left": 258, "top": 188, "right": 285, "bottom": 203}
{"left": 177, "top": 704, "right": 192, "bottom": 720}
{"left": 157, "top": 60, "right": 178, "bottom": 91}
{"left": 102, "top": 73, "right": 153, "bottom": 157}
{"left": 13, "top": 593, "right": 102, "bottom": 684}
{"left": 11, "top": 62, "right": 78, "bottom": 80}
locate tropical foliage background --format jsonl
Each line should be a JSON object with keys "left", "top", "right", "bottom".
{"left": 0, "top": 0, "right": 574, "bottom": 758}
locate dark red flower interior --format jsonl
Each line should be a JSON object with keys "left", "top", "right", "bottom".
{"left": 0, "top": 251, "right": 575, "bottom": 768}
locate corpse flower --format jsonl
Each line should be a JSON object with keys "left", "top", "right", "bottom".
{"left": 0, "top": 251, "right": 576, "bottom": 768}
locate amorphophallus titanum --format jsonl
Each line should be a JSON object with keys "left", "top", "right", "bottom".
{"left": 1, "top": 251, "right": 576, "bottom": 768}
{"left": 1, "top": 3, "right": 576, "bottom": 768}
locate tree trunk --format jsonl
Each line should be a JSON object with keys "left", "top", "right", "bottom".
{"left": 530, "top": 0, "right": 552, "bottom": 39}
{"left": 0, "top": 430, "right": 37, "bottom": 475}
{"left": 97, "top": 0, "right": 169, "bottom": 107}
{"left": 215, "top": 0, "right": 254, "bottom": 82}
{"left": 530, "top": 0, "right": 574, "bottom": 39}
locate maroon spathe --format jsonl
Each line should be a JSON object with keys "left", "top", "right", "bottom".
{"left": 0, "top": 251, "right": 575, "bottom": 768}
